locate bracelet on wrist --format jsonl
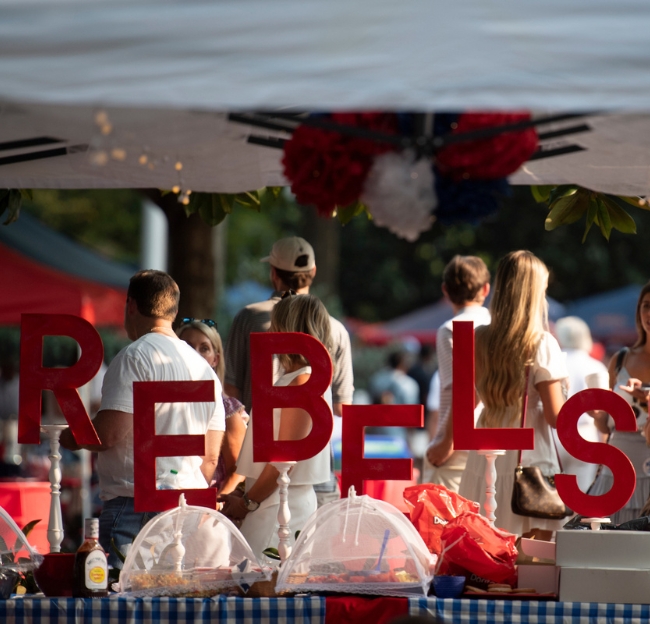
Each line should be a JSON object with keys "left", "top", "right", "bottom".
{"left": 242, "top": 493, "right": 260, "bottom": 512}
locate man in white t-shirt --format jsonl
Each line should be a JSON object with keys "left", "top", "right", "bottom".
{"left": 61, "top": 270, "right": 225, "bottom": 567}
{"left": 423, "top": 256, "right": 491, "bottom": 491}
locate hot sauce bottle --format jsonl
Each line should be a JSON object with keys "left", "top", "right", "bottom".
{"left": 73, "top": 518, "right": 108, "bottom": 597}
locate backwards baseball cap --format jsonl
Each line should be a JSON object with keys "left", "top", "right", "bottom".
{"left": 260, "top": 236, "right": 316, "bottom": 272}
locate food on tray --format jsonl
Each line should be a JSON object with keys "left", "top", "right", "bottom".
{"left": 466, "top": 583, "right": 546, "bottom": 596}
{"left": 131, "top": 571, "right": 187, "bottom": 591}
{"left": 468, "top": 583, "right": 538, "bottom": 595}
{"left": 118, "top": 496, "right": 269, "bottom": 595}
{"left": 304, "top": 567, "right": 420, "bottom": 584}
{"left": 274, "top": 490, "right": 436, "bottom": 598}
{"left": 129, "top": 568, "right": 236, "bottom": 597}
{"left": 465, "top": 585, "right": 488, "bottom": 594}
{"left": 308, "top": 562, "right": 347, "bottom": 575}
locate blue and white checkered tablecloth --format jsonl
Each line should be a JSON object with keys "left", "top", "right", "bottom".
{"left": 0, "top": 596, "right": 325, "bottom": 624}
{"left": 4, "top": 596, "right": 650, "bottom": 624}
{"left": 409, "top": 598, "right": 650, "bottom": 624}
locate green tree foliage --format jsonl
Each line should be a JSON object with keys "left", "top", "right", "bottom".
{"left": 21, "top": 190, "right": 142, "bottom": 265}
{"left": 338, "top": 186, "right": 650, "bottom": 321}
{"left": 14, "top": 186, "right": 650, "bottom": 329}
{"left": 534, "top": 185, "right": 644, "bottom": 242}
{"left": 223, "top": 190, "right": 305, "bottom": 286}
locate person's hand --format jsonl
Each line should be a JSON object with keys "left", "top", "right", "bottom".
{"left": 426, "top": 438, "right": 454, "bottom": 467}
{"left": 619, "top": 377, "right": 650, "bottom": 403}
{"left": 218, "top": 490, "right": 248, "bottom": 527}
{"left": 59, "top": 427, "right": 81, "bottom": 451}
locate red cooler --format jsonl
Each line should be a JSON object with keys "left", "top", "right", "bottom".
{"left": 0, "top": 481, "right": 51, "bottom": 553}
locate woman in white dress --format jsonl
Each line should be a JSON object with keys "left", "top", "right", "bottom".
{"left": 459, "top": 251, "right": 569, "bottom": 536}
{"left": 590, "top": 281, "right": 650, "bottom": 523}
{"left": 221, "top": 293, "right": 333, "bottom": 561}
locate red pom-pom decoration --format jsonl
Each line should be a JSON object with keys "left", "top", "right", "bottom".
{"left": 282, "top": 113, "right": 398, "bottom": 216}
{"left": 435, "top": 112, "right": 538, "bottom": 181}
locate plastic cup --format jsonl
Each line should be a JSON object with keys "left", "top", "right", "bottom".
{"left": 34, "top": 553, "right": 75, "bottom": 597}
{"left": 432, "top": 574, "right": 466, "bottom": 598}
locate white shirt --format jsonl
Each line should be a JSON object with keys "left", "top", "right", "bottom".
{"left": 237, "top": 366, "right": 332, "bottom": 485}
{"left": 97, "top": 333, "right": 225, "bottom": 501}
{"left": 553, "top": 348, "right": 608, "bottom": 490}
{"left": 433, "top": 305, "right": 491, "bottom": 446}
{"left": 426, "top": 371, "right": 440, "bottom": 412}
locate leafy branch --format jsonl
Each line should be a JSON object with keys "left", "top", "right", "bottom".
{"left": 181, "top": 187, "right": 284, "bottom": 226}
{"left": 0, "top": 519, "right": 41, "bottom": 594}
{"left": 335, "top": 200, "right": 369, "bottom": 225}
{"left": 261, "top": 531, "right": 301, "bottom": 562}
{"left": 532, "top": 185, "right": 647, "bottom": 242}
{"left": 0, "top": 190, "right": 32, "bottom": 225}
{"left": 180, "top": 187, "right": 370, "bottom": 227}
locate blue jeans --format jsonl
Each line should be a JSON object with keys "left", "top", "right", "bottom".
{"left": 99, "top": 497, "right": 158, "bottom": 569}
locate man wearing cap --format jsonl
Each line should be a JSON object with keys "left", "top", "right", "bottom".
{"left": 224, "top": 236, "right": 354, "bottom": 504}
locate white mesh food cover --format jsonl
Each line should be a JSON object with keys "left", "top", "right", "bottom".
{"left": 276, "top": 487, "right": 436, "bottom": 597}
{"left": 119, "top": 495, "right": 270, "bottom": 597}
{"left": 0, "top": 506, "right": 43, "bottom": 572}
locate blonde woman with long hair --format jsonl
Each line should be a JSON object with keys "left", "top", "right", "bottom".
{"left": 177, "top": 318, "right": 248, "bottom": 495}
{"left": 459, "top": 251, "right": 569, "bottom": 535}
{"left": 221, "top": 293, "right": 334, "bottom": 561}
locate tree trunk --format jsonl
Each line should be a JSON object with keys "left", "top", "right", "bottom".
{"left": 302, "top": 206, "right": 340, "bottom": 299}
{"left": 141, "top": 190, "right": 216, "bottom": 320}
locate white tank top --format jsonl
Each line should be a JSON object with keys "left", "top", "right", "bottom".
{"left": 236, "top": 366, "right": 332, "bottom": 485}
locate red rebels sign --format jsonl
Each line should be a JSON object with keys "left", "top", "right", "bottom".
{"left": 17, "top": 314, "right": 637, "bottom": 518}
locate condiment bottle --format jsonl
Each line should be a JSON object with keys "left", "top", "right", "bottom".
{"left": 73, "top": 518, "right": 108, "bottom": 597}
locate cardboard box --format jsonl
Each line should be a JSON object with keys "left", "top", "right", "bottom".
{"left": 560, "top": 567, "right": 650, "bottom": 604}
{"left": 517, "top": 565, "right": 559, "bottom": 595}
{"left": 518, "top": 537, "right": 556, "bottom": 562}
{"left": 556, "top": 530, "right": 650, "bottom": 569}
{"left": 517, "top": 538, "right": 559, "bottom": 594}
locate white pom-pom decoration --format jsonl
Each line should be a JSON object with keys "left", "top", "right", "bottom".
{"left": 361, "top": 151, "right": 436, "bottom": 242}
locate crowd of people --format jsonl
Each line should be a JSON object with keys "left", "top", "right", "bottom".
{"left": 0, "top": 236, "right": 644, "bottom": 566}
{"left": 422, "top": 252, "right": 650, "bottom": 534}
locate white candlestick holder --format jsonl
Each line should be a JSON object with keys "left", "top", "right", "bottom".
{"left": 478, "top": 449, "right": 506, "bottom": 526}
{"left": 40, "top": 424, "right": 68, "bottom": 553}
{"left": 270, "top": 461, "right": 296, "bottom": 563}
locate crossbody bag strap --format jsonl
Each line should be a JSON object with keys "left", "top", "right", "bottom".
{"left": 516, "top": 363, "right": 565, "bottom": 472}
{"left": 615, "top": 347, "right": 629, "bottom": 376}
{"left": 587, "top": 349, "right": 624, "bottom": 494}
{"left": 517, "top": 365, "right": 531, "bottom": 466}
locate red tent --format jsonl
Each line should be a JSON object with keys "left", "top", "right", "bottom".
{"left": 0, "top": 212, "right": 132, "bottom": 326}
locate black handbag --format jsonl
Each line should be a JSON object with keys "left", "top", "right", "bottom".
{"left": 511, "top": 367, "right": 572, "bottom": 520}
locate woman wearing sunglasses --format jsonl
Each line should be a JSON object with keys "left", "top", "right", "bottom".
{"left": 221, "top": 293, "right": 334, "bottom": 562}
{"left": 177, "top": 318, "right": 248, "bottom": 495}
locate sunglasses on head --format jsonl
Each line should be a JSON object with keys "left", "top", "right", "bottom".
{"left": 180, "top": 317, "right": 217, "bottom": 330}
{"left": 281, "top": 289, "right": 297, "bottom": 300}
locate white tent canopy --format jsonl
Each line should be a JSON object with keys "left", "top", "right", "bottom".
{"left": 3, "top": 0, "right": 650, "bottom": 111}
{"left": 2, "top": 0, "right": 650, "bottom": 193}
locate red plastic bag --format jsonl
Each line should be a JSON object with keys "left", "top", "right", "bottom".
{"left": 436, "top": 512, "right": 518, "bottom": 585}
{"left": 403, "top": 484, "right": 480, "bottom": 554}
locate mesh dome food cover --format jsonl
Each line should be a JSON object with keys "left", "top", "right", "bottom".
{"left": 276, "top": 487, "right": 436, "bottom": 597}
{"left": 119, "top": 495, "right": 270, "bottom": 597}
{"left": 0, "top": 506, "right": 43, "bottom": 572}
